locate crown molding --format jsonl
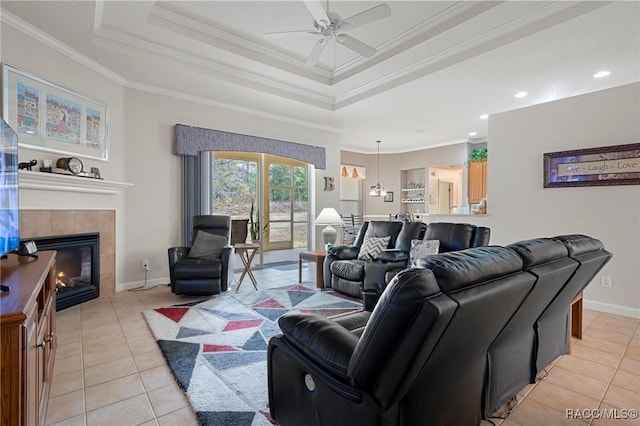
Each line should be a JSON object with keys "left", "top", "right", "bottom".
{"left": 124, "top": 81, "right": 342, "bottom": 135}
{"left": 148, "top": 4, "right": 332, "bottom": 83}
{"left": 1, "top": 10, "right": 126, "bottom": 86}
{"left": 333, "top": 1, "right": 609, "bottom": 109}
{"left": 92, "top": 26, "right": 336, "bottom": 110}
{"left": 3, "top": 8, "right": 339, "bottom": 133}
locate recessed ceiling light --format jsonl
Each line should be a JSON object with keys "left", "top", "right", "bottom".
{"left": 515, "top": 91, "right": 528, "bottom": 98}
{"left": 416, "top": 129, "right": 425, "bottom": 133}
{"left": 468, "top": 132, "right": 478, "bottom": 137}
{"left": 593, "top": 70, "right": 610, "bottom": 78}
{"left": 479, "top": 114, "right": 488, "bottom": 120}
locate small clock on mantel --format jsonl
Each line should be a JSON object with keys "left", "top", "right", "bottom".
{"left": 56, "top": 157, "right": 84, "bottom": 175}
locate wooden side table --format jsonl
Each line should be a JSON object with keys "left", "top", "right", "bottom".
{"left": 568, "top": 292, "right": 583, "bottom": 354}
{"left": 571, "top": 292, "right": 583, "bottom": 339}
{"left": 234, "top": 243, "right": 260, "bottom": 292}
{"left": 299, "top": 250, "right": 327, "bottom": 289}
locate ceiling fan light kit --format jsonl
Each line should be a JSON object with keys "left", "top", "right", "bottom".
{"left": 265, "top": 0, "right": 392, "bottom": 67}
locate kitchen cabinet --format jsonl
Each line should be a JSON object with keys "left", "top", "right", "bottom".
{"left": 1, "top": 251, "right": 57, "bottom": 426}
{"left": 468, "top": 160, "right": 488, "bottom": 204}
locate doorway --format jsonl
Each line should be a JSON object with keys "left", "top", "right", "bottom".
{"left": 438, "top": 180, "right": 453, "bottom": 214}
{"left": 264, "top": 156, "right": 309, "bottom": 252}
{"left": 211, "top": 152, "right": 309, "bottom": 267}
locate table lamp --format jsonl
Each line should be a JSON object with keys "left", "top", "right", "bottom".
{"left": 315, "top": 208, "right": 344, "bottom": 248}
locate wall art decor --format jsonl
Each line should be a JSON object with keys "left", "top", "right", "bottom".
{"left": 2, "top": 64, "right": 108, "bottom": 160}
{"left": 543, "top": 143, "right": 639, "bottom": 188}
{"left": 384, "top": 191, "right": 394, "bottom": 202}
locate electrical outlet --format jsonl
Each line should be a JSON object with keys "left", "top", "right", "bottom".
{"left": 142, "top": 259, "right": 150, "bottom": 271}
{"left": 601, "top": 276, "right": 612, "bottom": 288}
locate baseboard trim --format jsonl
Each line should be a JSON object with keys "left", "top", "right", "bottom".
{"left": 117, "top": 277, "right": 170, "bottom": 292}
{"left": 584, "top": 298, "right": 640, "bottom": 319}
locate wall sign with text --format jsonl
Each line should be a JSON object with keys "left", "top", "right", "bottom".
{"left": 543, "top": 143, "right": 640, "bottom": 188}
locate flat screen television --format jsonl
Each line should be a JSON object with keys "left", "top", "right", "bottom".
{"left": 0, "top": 117, "right": 20, "bottom": 257}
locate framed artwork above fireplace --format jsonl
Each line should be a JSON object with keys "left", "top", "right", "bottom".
{"left": 1, "top": 63, "right": 109, "bottom": 161}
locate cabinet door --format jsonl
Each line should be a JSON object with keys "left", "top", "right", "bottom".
{"left": 22, "top": 304, "right": 38, "bottom": 426}
{"left": 38, "top": 297, "right": 56, "bottom": 425}
{"left": 468, "top": 161, "right": 484, "bottom": 204}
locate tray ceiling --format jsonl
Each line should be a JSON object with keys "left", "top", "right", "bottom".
{"left": 1, "top": 1, "right": 638, "bottom": 152}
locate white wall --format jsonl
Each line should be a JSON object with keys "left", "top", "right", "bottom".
{"left": 122, "top": 89, "right": 341, "bottom": 288}
{"left": 349, "top": 144, "right": 468, "bottom": 216}
{"left": 2, "top": 21, "right": 341, "bottom": 290}
{"left": 2, "top": 23, "right": 129, "bottom": 286}
{"left": 479, "top": 83, "right": 640, "bottom": 317}
{"left": 343, "top": 84, "right": 639, "bottom": 317}
{"left": 4, "top": 17, "right": 638, "bottom": 315}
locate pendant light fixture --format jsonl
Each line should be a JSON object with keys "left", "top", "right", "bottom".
{"left": 369, "top": 140, "right": 386, "bottom": 197}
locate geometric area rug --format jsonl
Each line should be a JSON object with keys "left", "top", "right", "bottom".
{"left": 143, "top": 283, "right": 362, "bottom": 426}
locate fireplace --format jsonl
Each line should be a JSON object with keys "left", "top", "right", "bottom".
{"left": 28, "top": 233, "right": 100, "bottom": 310}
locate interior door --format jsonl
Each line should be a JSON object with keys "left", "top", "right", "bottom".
{"left": 438, "top": 180, "right": 453, "bottom": 214}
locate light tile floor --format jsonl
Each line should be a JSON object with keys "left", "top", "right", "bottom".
{"left": 46, "top": 263, "right": 640, "bottom": 426}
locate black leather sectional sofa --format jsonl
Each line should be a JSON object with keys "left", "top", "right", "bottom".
{"left": 268, "top": 234, "right": 612, "bottom": 426}
{"left": 324, "top": 221, "right": 491, "bottom": 302}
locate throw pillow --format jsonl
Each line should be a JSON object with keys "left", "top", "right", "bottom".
{"left": 410, "top": 239, "right": 440, "bottom": 267}
{"left": 357, "top": 236, "right": 391, "bottom": 261}
{"left": 187, "top": 231, "right": 228, "bottom": 259}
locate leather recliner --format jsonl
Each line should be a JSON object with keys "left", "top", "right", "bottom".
{"left": 363, "top": 222, "right": 491, "bottom": 310}
{"left": 485, "top": 238, "right": 580, "bottom": 417}
{"left": 382, "top": 222, "right": 491, "bottom": 284}
{"left": 268, "top": 234, "right": 612, "bottom": 425}
{"left": 168, "top": 215, "right": 232, "bottom": 296}
{"left": 485, "top": 234, "right": 611, "bottom": 418}
{"left": 268, "top": 245, "right": 534, "bottom": 426}
{"left": 323, "top": 221, "right": 426, "bottom": 298}
{"left": 533, "top": 235, "right": 612, "bottom": 375}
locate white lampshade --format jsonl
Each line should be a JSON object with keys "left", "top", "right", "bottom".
{"left": 315, "top": 208, "right": 344, "bottom": 247}
{"left": 315, "top": 208, "right": 344, "bottom": 225}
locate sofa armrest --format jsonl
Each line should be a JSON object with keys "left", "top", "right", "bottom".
{"left": 364, "top": 260, "right": 408, "bottom": 293}
{"left": 329, "top": 245, "right": 360, "bottom": 260}
{"left": 168, "top": 246, "right": 189, "bottom": 266}
{"left": 376, "top": 249, "right": 408, "bottom": 263}
{"left": 168, "top": 246, "right": 190, "bottom": 292}
{"left": 278, "top": 313, "right": 359, "bottom": 379}
{"left": 220, "top": 246, "right": 233, "bottom": 291}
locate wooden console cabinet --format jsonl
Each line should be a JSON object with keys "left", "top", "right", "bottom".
{"left": 1, "top": 251, "right": 57, "bottom": 426}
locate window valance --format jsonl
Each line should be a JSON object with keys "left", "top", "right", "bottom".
{"left": 175, "top": 124, "right": 326, "bottom": 169}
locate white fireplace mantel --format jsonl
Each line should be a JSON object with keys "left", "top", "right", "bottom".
{"left": 19, "top": 170, "right": 133, "bottom": 195}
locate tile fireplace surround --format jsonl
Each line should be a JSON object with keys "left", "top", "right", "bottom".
{"left": 19, "top": 210, "right": 116, "bottom": 296}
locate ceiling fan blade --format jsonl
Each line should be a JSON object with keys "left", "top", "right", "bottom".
{"left": 303, "top": 0, "right": 331, "bottom": 28}
{"left": 337, "top": 34, "right": 376, "bottom": 58}
{"left": 339, "top": 3, "right": 391, "bottom": 31}
{"left": 305, "top": 37, "right": 328, "bottom": 67}
{"left": 264, "top": 30, "right": 318, "bottom": 39}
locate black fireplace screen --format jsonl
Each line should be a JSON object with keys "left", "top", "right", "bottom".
{"left": 27, "top": 233, "right": 100, "bottom": 310}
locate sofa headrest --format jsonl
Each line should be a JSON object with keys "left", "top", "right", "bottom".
{"left": 415, "top": 246, "right": 523, "bottom": 292}
{"left": 507, "top": 238, "right": 568, "bottom": 268}
{"left": 424, "top": 222, "right": 476, "bottom": 252}
{"left": 349, "top": 268, "right": 449, "bottom": 391}
{"left": 363, "top": 221, "right": 404, "bottom": 248}
{"left": 395, "top": 222, "right": 427, "bottom": 253}
{"left": 552, "top": 234, "right": 604, "bottom": 257}
{"left": 191, "top": 215, "right": 231, "bottom": 242}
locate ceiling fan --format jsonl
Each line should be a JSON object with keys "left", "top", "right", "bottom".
{"left": 264, "top": 0, "right": 391, "bottom": 67}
